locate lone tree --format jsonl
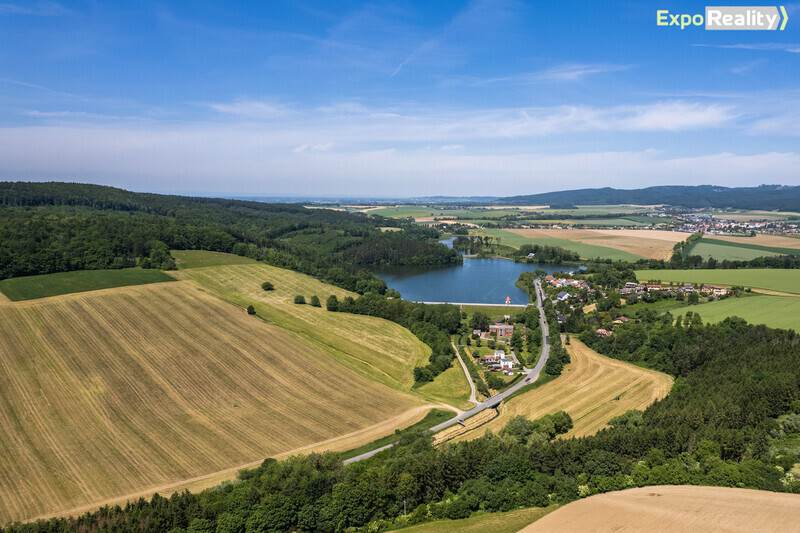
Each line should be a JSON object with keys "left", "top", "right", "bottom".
{"left": 246, "top": 305, "right": 256, "bottom": 315}
{"left": 326, "top": 294, "right": 339, "bottom": 311}
{"left": 310, "top": 295, "right": 321, "bottom": 307}
{"left": 294, "top": 295, "right": 306, "bottom": 305}
{"left": 261, "top": 281, "right": 275, "bottom": 291}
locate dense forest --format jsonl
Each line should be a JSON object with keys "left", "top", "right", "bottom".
{"left": 500, "top": 184, "right": 800, "bottom": 211}
{"left": 5, "top": 317, "right": 799, "bottom": 533}
{"left": 0, "top": 182, "right": 460, "bottom": 291}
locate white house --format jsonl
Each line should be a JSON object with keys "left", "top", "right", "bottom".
{"left": 499, "top": 357, "right": 515, "bottom": 370}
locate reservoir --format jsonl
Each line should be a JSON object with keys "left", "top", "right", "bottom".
{"left": 375, "top": 259, "right": 573, "bottom": 305}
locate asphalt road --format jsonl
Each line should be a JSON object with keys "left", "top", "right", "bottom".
{"left": 344, "top": 278, "right": 551, "bottom": 464}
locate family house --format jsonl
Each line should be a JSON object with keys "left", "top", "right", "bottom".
{"left": 557, "top": 291, "right": 570, "bottom": 302}
{"left": 499, "top": 357, "right": 515, "bottom": 370}
{"left": 596, "top": 328, "right": 612, "bottom": 337}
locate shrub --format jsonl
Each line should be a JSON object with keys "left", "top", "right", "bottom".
{"left": 326, "top": 294, "right": 339, "bottom": 311}
{"left": 310, "top": 295, "right": 321, "bottom": 307}
{"left": 486, "top": 373, "right": 505, "bottom": 390}
{"left": 261, "top": 281, "right": 274, "bottom": 291}
{"left": 294, "top": 295, "right": 306, "bottom": 304}
{"left": 246, "top": 305, "right": 256, "bottom": 315}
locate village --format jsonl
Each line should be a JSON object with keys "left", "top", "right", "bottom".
{"left": 541, "top": 274, "right": 733, "bottom": 339}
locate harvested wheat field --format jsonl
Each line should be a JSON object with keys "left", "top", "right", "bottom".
{"left": 0, "top": 281, "right": 421, "bottom": 523}
{"left": 520, "top": 485, "right": 800, "bottom": 532}
{"left": 450, "top": 340, "right": 672, "bottom": 442}
{"left": 509, "top": 228, "right": 686, "bottom": 260}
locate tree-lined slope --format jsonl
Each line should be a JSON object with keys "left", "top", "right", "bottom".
{"left": 0, "top": 281, "right": 420, "bottom": 523}
{"left": 500, "top": 184, "right": 800, "bottom": 211}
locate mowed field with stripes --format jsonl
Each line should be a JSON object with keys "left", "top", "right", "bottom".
{"left": 0, "top": 252, "right": 459, "bottom": 523}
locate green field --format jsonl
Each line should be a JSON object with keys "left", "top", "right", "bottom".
{"left": 635, "top": 269, "right": 800, "bottom": 295}
{"left": 0, "top": 268, "right": 176, "bottom": 301}
{"left": 389, "top": 505, "right": 559, "bottom": 533}
{"left": 416, "top": 362, "right": 473, "bottom": 409}
{"left": 685, "top": 237, "right": 800, "bottom": 261}
{"left": 474, "top": 228, "right": 641, "bottom": 261}
{"left": 461, "top": 304, "right": 527, "bottom": 319}
{"left": 172, "top": 249, "right": 258, "bottom": 269}
{"left": 675, "top": 294, "right": 800, "bottom": 331}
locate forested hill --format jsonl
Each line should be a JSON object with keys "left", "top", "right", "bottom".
{"left": 499, "top": 184, "right": 800, "bottom": 211}
{"left": 0, "top": 182, "right": 460, "bottom": 289}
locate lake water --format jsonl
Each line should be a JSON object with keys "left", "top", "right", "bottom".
{"left": 375, "top": 258, "right": 574, "bottom": 305}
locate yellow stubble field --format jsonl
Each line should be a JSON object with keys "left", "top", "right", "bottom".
{"left": 448, "top": 339, "right": 672, "bottom": 442}
{"left": 0, "top": 281, "right": 423, "bottom": 523}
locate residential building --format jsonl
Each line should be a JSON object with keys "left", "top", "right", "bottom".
{"left": 489, "top": 324, "right": 514, "bottom": 338}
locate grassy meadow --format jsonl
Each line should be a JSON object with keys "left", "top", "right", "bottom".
{"left": 0, "top": 268, "right": 175, "bottom": 301}
{"left": 675, "top": 294, "right": 800, "bottom": 331}
{"left": 172, "top": 249, "right": 258, "bottom": 268}
{"left": 0, "top": 281, "right": 421, "bottom": 523}
{"left": 685, "top": 237, "right": 800, "bottom": 261}
{"left": 635, "top": 268, "right": 800, "bottom": 295}
{"left": 388, "top": 505, "right": 559, "bottom": 533}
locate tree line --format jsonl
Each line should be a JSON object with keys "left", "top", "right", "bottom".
{"left": 0, "top": 182, "right": 460, "bottom": 293}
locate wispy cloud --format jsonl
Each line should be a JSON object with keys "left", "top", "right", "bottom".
{"left": 531, "top": 63, "right": 631, "bottom": 82}
{"left": 390, "top": 0, "right": 520, "bottom": 77}
{"left": 204, "top": 99, "right": 290, "bottom": 118}
{"left": 0, "top": 1, "right": 71, "bottom": 16}
{"left": 694, "top": 43, "right": 800, "bottom": 53}
{"left": 471, "top": 63, "right": 631, "bottom": 86}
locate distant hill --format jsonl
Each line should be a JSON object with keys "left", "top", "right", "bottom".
{"left": 499, "top": 185, "right": 800, "bottom": 211}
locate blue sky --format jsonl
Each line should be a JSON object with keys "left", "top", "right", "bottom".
{"left": 1, "top": 1, "right": 799, "bottom": 196}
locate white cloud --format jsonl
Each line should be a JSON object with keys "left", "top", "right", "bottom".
{"left": 205, "top": 99, "right": 289, "bottom": 118}
{"left": 0, "top": 125, "right": 796, "bottom": 195}
{"left": 531, "top": 63, "right": 631, "bottom": 82}
{"left": 0, "top": 2, "right": 71, "bottom": 16}
{"left": 694, "top": 43, "right": 800, "bottom": 53}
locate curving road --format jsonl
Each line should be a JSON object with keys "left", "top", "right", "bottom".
{"left": 345, "top": 278, "right": 550, "bottom": 464}
{"left": 428, "top": 277, "right": 550, "bottom": 432}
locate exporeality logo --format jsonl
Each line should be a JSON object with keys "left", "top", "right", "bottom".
{"left": 657, "top": 5, "right": 788, "bottom": 30}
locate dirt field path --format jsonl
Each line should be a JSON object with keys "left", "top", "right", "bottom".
{"left": 450, "top": 340, "right": 673, "bottom": 441}
{"left": 520, "top": 485, "right": 800, "bottom": 532}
